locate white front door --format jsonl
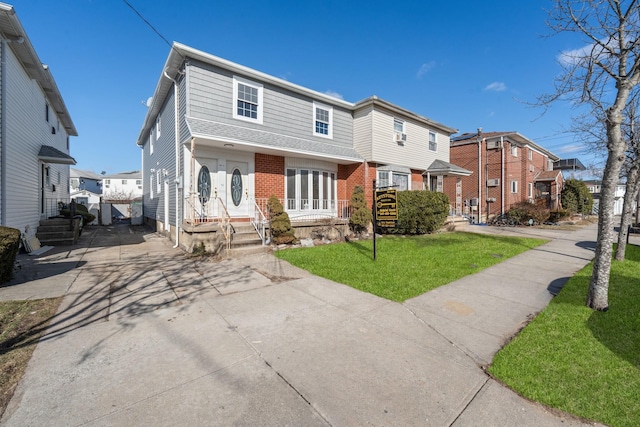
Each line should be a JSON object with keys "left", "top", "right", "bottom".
{"left": 226, "top": 161, "right": 248, "bottom": 217}
{"left": 194, "top": 158, "right": 218, "bottom": 220}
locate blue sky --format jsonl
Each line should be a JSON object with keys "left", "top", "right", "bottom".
{"left": 11, "top": 0, "right": 599, "bottom": 176}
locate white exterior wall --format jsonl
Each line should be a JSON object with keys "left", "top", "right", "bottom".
{"left": 367, "top": 108, "right": 449, "bottom": 170}
{"left": 103, "top": 178, "right": 143, "bottom": 200}
{"left": 4, "top": 45, "right": 71, "bottom": 237}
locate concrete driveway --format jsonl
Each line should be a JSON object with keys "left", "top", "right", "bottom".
{"left": 0, "top": 224, "right": 606, "bottom": 426}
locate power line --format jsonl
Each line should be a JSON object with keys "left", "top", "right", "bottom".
{"left": 122, "top": 0, "right": 172, "bottom": 48}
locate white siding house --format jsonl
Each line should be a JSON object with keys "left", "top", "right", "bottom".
{"left": 102, "top": 170, "right": 142, "bottom": 201}
{"left": 0, "top": 3, "right": 77, "bottom": 239}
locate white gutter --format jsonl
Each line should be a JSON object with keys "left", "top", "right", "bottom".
{"left": 164, "top": 70, "right": 181, "bottom": 249}
{"left": 1, "top": 40, "right": 8, "bottom": 225}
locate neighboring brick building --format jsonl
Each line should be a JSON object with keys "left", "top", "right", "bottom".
{"left": 443, "top": 131, "right": 563, "bottom": 223}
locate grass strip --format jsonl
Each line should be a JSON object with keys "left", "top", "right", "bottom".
{"left": 0, "top": 298, "right": 62, "bottom": 418}
{"left": 275, "top": 231, "right": 546, "bottom": 302}
{"left": 490, "top": 244, "right": 640, "bottom": 427}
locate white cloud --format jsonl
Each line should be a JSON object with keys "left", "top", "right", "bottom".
{"left": 484, "top": 82, "right": 507, "bottom": 92}
{"left": 558, "top": 144, "right": 584, "bottom": 153}
{"left": 416, "top": 61, "right": 436, "bottom": 78}
{"left": 557, "top": 38, "right": 612, "bottom": 66}
{"left": 324, "top": 90, "right": 344, "bottom": 100}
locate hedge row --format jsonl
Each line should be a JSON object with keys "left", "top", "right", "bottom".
{"left": 0, "top": 226, "right": 20, "bottom": 283}
{"left": 384, "top": 190, "right": 450, "bottom": 235}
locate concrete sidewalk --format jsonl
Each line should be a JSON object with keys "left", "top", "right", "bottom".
{"left": 0, "top": 223, "right": 612, "bottom": 426}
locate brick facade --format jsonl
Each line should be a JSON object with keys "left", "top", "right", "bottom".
{"left": 443, "top": 133, "right": 563, "bottom": 222}
{"left": 255, "top": 153, "right": 285, "bottom": 199}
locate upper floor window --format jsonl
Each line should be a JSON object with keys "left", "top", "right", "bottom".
{"left": 429, "top": 131, "right": 437, "bottom": 151}
{"left": 393, "top": 118, "right": 404, "bottom": 133}
{"left": 511, "top": 145, "right": 518, "bottom": 157}
{"left": 136, "top": 179, "right": 142, "bottom": 186}
{"left": 156, "top": 116, "right": 161, "bottom": 140}
{"left": 528, "top": 148, "right": 533, "bottom": 160}
{"left": 233, "top": 76, "right": 263, "bottom": 124}
{"left": 511, "top": 180, "right": 518, "bottom": 193}
{"left": 121, "top": 180, "right": 127, "bottom": 185}
{"left": 104, "top": 179, "right": 111, "bottom": 188}
{"left": 313, "top": 102, "right": 333, "bottom": 138}
{"left": 45, "top": 103, "right": 50, "bottom": 122}
{"left": 150, "top": 129, "right": 154, "bottom": 155}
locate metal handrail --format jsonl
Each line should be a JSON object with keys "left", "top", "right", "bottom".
{"left": 251, "top": 199, "right": 267, "bottom": 245}
{"left": 216, "top": 197, "right": 232, "bottom": 255}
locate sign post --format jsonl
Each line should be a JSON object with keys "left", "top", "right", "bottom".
{"left": 372, "top": 180, "right": 398, "bottom": 261}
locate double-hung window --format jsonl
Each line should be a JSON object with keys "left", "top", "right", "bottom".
{"left": 313, "top": 102, "right": 333, "bottom": 138}
{"left": 429, "top": 131, "right": 437, "bottom": 151}
{"left": 394, "top": 118, "right": 404, "bottom": 134}
{"left": 233, "top": 76, "right": 263, "bottom": 124}
{"left": 511, "top": 145, "right": 518, "bottom": 157}
{"left": 377, "top": 170, "right": 409, "bottom": 191}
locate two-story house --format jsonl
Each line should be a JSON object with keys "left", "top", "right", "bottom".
{"left": 136, "top": 42, "right": 468, "bottom": 251}
{"left": 0, "top": 3, "right": 77, "bottom": 240}
{"left": 101, "top": 170, "right": 142, "bottom": 201}
{"left": 583, "top": 180, "right": 630, "bottom": 215}
{"left": 444, "top": 131, "right": 562, "bottom": 223}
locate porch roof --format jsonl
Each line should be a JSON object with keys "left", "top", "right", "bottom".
{"left": 186, "top": 116, "right": 364, "bottom": 164}
{"left": 424, "top": 159, "right": 472, "bottom": 176}
{"left": 534, "top": 170, "right": 562, "bottom": 182}
{"left": 38, "top": 145, "right": 76, "bottom": 165}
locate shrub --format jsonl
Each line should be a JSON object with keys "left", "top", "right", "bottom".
{"left": 267, "top": 196, "right": 296, "bottom": 244}
{"left": 561, "top": 179, "right": 593, "bottom": 215}
{"left": 349, "top": 185, "right": 372, "bottom": 236}
{"left": 506, "top": 201, "right": 550, "bottom": 225}
{"left": 0, "top": 226, "right": 20, "bottom": 283}
{"left": 387, "top": 190, "right": 449, "bottom": 235}
{"left": 548, "top": 209, "right": 571, "bottom": 223}
{"left": 60, "top": 202, "right": 96, "bottom": 224}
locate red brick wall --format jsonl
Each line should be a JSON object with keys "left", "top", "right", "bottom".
{"left": 411, "top": 169, "right": 424, "bottom": 190}
{"left": 255, "top": 153, "right": 284, "bottom": 199}
{"left": 338, "top": 162, "right": 375, "bottom": 206}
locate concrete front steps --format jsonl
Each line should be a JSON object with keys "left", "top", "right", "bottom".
{"left": 36, "top": 218, "right": 80, "bottom": 246}
{"left": 228, "top": 222, "right": 268, "bottom": 256}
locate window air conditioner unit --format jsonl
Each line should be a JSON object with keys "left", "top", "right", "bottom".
{"left": 487, "top": 178, "right": 500, "bottom": 187}
{"left": 486, "top": 140, "right": 500, "bottom": 149}
{"left": 395, "top": 132, "right": 407, "bottom": 143}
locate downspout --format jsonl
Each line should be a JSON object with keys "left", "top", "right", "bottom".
{"left": 501, "top": 136, "right": 505, "bottom": 215}
{"left": 1, "top": 40, "right": 7, "bottom": 225}
{"left": 164, "top": 70, "right": 181, "bottom": 248}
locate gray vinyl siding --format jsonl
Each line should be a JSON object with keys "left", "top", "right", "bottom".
{"left": 142, "top": 74, "right": 185, "bottom": 225}
{"left": 3, "top": 46, "right": 71, "bottom": 236}
{"left": 187, "top": 60, "right": 353, "bottom": 150}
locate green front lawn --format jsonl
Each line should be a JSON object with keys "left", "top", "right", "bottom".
{"left": 275, "top": 232, "right": 546, "bottom": 302}
{"left": 490, "top": 244, "right": 640, "bottom": 427}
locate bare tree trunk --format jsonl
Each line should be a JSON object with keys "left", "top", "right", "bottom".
{"left": 587, "top": 118, "right": 627, "bottom": 311}
{"left": 615, "top": 166, "right": 640, "bottom": 260}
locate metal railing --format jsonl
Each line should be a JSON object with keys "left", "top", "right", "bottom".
{"left": 250, "top": 200, "right": 267, "bottom": 245}
{"left": 44, "top": 198, "right": 68, "bottom": 219}
{"left": 255, "top": 198, "right": 351, "bottom": 221}
{"left": 216, "top": 197, "right": 232, "bottom": 255}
